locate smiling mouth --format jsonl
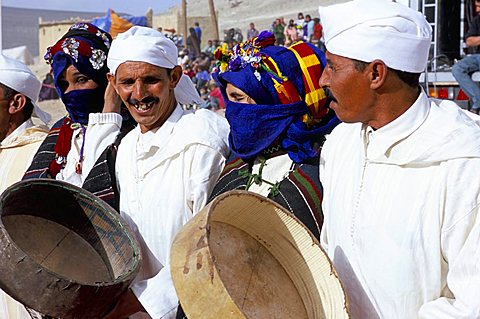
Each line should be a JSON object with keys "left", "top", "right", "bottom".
{"left": 133, "top": 101, "right": 154, "bottom": 112}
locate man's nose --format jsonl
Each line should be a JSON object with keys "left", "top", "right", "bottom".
{"left": 318, "top": 69, "right": 330, "bottom": 89}
{"left": 132, "top": 81, "right": 147, "bottom": 100}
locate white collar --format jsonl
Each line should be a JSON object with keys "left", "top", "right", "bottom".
{"left": 0, "top": 118, "right": 34, "bottom": 147}
{"left": 362, "top": 90, "right": 429, "bottom": 160}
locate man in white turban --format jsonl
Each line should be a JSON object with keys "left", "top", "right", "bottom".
{"left": 84, "top": 26, "right": 229, "bottom": 318}
{"left": 0, "top": 54, "right": 50, "bottom": 194}
{"left": 318, "top": 0, "right": 480, "bottom": 318}
{"left": 0, "top": 54, "right": 49, "bottom": 319}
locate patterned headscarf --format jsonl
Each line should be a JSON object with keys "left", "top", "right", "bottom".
{"left": 44, "top": 22, "right": 112, "bottom": 125}
{"left": 45, "top": 22, "right": 112, "bottom": 91}
{"left": 214, "top": 31, "right": 339, "bottom": 163}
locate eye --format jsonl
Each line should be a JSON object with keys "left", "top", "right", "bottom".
{"left": 76, "top": 76, "right": 90, "bottom": 84}
{"left": 143, "top": 76, "right": 161, "bottom": 85}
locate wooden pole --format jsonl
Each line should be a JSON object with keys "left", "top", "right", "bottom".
{"left": 182, "top": 0, "right": 187, "bottom": 48}
{"left": 208, "top": 0, "right": 220, "bottom": 41}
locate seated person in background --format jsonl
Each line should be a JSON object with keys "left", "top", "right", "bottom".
{"left": 23, "top": 22, "right": 135, "bottom": 209}
{"left": 202, "top": 39, "right": 216, "bottom": 57}
{"left": 210, "top": 31, "right": 339, "bottom": 239}
{"left": 452, "top": 0, "right": 480, "bottom": 114}
{"left": 191, "top": 52, "right": 211, "bottom": 74}
{"left": 177, "top": 49, "right": 190, "bottom": 70}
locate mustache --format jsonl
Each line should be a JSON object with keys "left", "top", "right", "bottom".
{"left": 323, "top": 88, "right": 337, "bottom": 103}
{"left": 127, "top": 96, "right": 158, "bottom": 105}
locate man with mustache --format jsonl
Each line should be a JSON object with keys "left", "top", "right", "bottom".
{"left": 85, "top": 26, "right": 230, "bottom": 318}
{"left": 318, "top": 0, "right": 480, "bottom": 318}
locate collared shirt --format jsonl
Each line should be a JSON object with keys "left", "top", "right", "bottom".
{"left": 0, "top": 119, "right": 48, "bottom": 194}
{"left": 88, "top": 105, "right": 229, "bottom": 319}
{"left": 320, "top": 91, "right": 480, "bottom": 318}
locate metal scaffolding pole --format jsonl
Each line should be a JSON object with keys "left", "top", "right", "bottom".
{"left": 0, "top": 0, "right": 3, "bottom": 51}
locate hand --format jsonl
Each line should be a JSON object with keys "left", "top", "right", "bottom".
{"left": 102, "top": 288, "right": 145, "bottom": 319}
{"left": 103, "top": 82, "right": 123, "bottom": 114}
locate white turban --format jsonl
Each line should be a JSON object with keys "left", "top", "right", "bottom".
{"left": 0, "top": 54, "right": 51, "bottom": 124}
{"left": 319, "top": 0, "right": 432, "bottom": 73}
{"left": 107, "top": 26, "right": 202, "bottom": 105}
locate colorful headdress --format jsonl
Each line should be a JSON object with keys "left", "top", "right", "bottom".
{"left": 45, "top": 22, "right": 112, "bottom": 91}
{"left": 214, "top": 31, "right": 328, "bottom": 127}
{"left": 214, "top": 31, "right": 340, "bottom": 163}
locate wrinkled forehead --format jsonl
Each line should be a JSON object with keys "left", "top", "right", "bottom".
{"left": 114, "top": 61, "right": 171, "bottom": 77}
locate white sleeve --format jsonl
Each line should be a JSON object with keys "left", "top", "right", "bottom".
{"left": 319, "top": 135, "right": 331, "bottom": 252}
{"left": 81, "top": 113, "right": 123, "bottom": 180}
{"left": 418, "top": 204, "right": 480, "bottom": 318}
{"left": 187, "top": 144, "right": 227, "bottom": 214}
{"left": 129, "top": 144, "right": 226, "bottom": 319}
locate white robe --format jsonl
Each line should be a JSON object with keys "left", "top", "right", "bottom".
{"left": 320, "top": 92, "right": 480, "bottom": 319}
{"left": 0, "top": 119, "right": 47, "bottom": 319}
{"left": 87, "top": 106, "right": 229, "bottom": 318}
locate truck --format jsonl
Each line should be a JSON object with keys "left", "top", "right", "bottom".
{"left": 398, "top": 0, "right": 478, "bottom": 109}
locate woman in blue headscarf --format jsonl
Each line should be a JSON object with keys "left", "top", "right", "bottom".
{"left": 176, "top": 31, "right": 340, "bottom": 319}
{"left": 209, "top": 31, "right": 340, "bottom": 239}
{"left": 23, "top": 22, "right": 134, "bottom": 209}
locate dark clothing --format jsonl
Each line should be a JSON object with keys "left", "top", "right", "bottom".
{"left": 23, "top": 113, "right": 135, "bottom": 211}
{"left": 466, "top": 15, "right": 480, "bottom": 54}
{"left": 208, "top": 154, "right": 324, "bottom": 238}
{"left": 247, "top": 27, "right": 259, "bottom": 40}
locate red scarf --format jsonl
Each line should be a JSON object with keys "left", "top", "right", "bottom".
{"left": 49, "top": 117, "right": 74, "bottom": 177}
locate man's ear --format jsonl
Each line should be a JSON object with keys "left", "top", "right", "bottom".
{"left": 369, "top": 60, "right": 387, "bottom": 89}
{"left": 170, "top": 66, "right": 183, "bottom": 89}
{"left": 8, "top": 93, "right": 27, "bottom": 115}
{"left": 107, "top": 73, "right": 118, "bottom": 91}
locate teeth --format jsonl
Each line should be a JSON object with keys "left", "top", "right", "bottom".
{"left": 134, "top": 101, "right": 153, "bottom": 111}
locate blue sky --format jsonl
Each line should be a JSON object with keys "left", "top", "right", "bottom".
{"left": 2, "top": 0, "right": 181, "bottom": 16}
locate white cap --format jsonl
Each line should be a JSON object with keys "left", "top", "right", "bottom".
{"left": 319, "top": 0, "right": 432, "bottom": 73}
{"left": 107, "top": 26, "right": 202, "bottom": 105}
{"left": 0, "top": 54, "right": 51, "bottom": 124}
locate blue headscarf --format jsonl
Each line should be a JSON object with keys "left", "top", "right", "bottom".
{"left": 45, "top": 22, "right": 112, "bottom": 124}
{"left": 214, "top": 31, "right": 340, "bottom": 163}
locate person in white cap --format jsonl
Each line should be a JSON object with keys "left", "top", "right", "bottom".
{"left": 0, "top": 54, "right": 49, "bottom": 319}
{"left": 318, "top": 0, "right": 480, "bottom": 318}
{"left": 84, "top": 26, "right": 229, "bottom": 318}
{"left": 0, "top": 54, "right": 49, "bottom": 195}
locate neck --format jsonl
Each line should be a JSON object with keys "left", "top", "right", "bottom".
{"left": 367, "top": 85, "right": 420, "bottom": 130}
{"left": 1, "top": 116, "right": 26, "bottom": 142}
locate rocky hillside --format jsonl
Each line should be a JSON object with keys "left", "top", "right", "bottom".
{"left": 184, "top": 0, "right": 346, "bottom": 35}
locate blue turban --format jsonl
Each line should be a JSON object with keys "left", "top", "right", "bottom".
{"left": 214, "top": 31, "right": 340, "bottom": 163}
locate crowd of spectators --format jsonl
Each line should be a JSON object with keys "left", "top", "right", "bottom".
{"left": 165, "top": 13, "right": 325, "bottom": 113}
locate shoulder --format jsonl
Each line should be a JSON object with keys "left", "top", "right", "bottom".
{"left": 326, "top": 122, "right": 361, "bottom": 141}
{"left": 322, "top": 122, "right": 361, "bottom": 159}
{"left": 175, "top": 109, "right": 230, "bottom": 157}
{"left": 429, "top": 98, "right": 480, "bottom": 133}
